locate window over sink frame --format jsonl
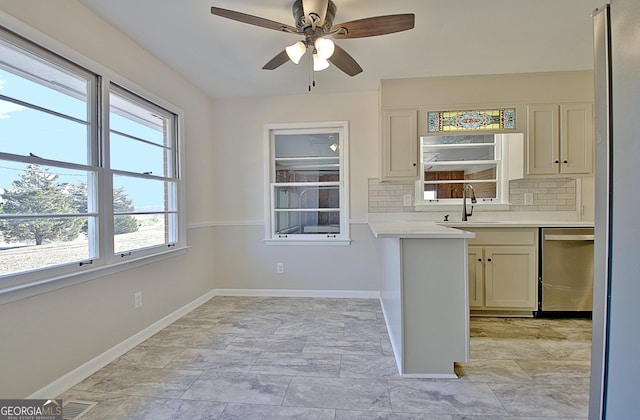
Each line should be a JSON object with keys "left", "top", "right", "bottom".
{"left": 414, "top": 132, "right": 524, "bottom": 211}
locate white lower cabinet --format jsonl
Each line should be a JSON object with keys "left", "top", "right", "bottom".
{"left": 467, "top": 228, "right": 538, "bottom": 312}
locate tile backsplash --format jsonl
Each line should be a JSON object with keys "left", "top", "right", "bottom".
{"left": 368, "top": 178, "right": 576, "bottom": 213}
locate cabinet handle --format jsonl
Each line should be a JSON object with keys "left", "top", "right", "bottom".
{"left": 563, "top": 160, "right": 568, "bottom": 164}
{"left": 413, "top": 163, "right": 417, "bottom": 167}
{"left": 478, "top": 258, "right": 482, "bottom": 262}
{"left": 487, "top": 258, "right": 492, "bottom": 262}
{"left": 554, "top": 160, "right": 560, "bottom": 164}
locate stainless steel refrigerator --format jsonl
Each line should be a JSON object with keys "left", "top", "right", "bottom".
{"left": 591, "top": 1, "right": 640, "bottom": 417}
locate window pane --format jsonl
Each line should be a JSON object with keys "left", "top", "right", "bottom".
{"left": 110, "top": 91, "right": 168, "bottom": 146}
{"left": 470, "top": 182, "right": 497, "bottom": 199}
{"left": 0, "top": 42, "right": 89, "bottom": 121}
{"left": 274, "top": 210, "right": 340, "bottom": 235}
{"left": 423, "top": 145, "right": 495, "bottom": 162}
{"left": 0, "top": 100, "right": 89, "bottom": 164}
{"left": 275, "top": 160, "right": 339, "bottom": 183}
{"left": 0, "top": 161, "right": 92, "bottom": 215}
{"left": 275, "top": 133, "right": 339, "bottom": 158}
{"left": 0, "top": 216, "right": 91, "bottom": 276}
{"left": 113, "top": 175, "right": 176, "bottom": 212}
{"left": 424, "top": 165, "right": 497, "bottom": 182}
{"left": 110, "top": 132, "right": 169, "bottom": 175}
{"left": 422, "top": 134, "right": 495, "bottom": 145}
{"left": 114, "top": 213, "right": 174, "bottom": 254}
{"left": 423, "top": 182, "right": 497, "bottom": 200}
{"left": 274, "top": 186, "right": 339, "bottom": 209}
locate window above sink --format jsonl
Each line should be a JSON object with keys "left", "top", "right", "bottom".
{"left": 415, "top": 133, "right": 524, "bottom": 210}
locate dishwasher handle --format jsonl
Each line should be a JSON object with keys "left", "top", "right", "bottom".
{"left": 543, "top": 234, "right": 595, "bottom": 241}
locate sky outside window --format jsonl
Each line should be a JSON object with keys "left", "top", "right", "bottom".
{"left": 0, "top": 71, "right": 165, "bottom": 209}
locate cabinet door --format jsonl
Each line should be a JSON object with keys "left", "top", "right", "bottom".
{"left": 484, "top": 246, "right": 537, "bottom": 309}
{"left": 527, "top": 104, "right": 559, "bottom": 175}
{"left": 560, "top": 103, "right": 593, "bottom": 174}
{"left": 468, "top": 246, "right": 484, "bottom": 308}
{"left": 381, "top": 109, "right": 418, "bottom": 180}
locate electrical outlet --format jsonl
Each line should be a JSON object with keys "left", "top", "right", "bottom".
{"left": 276, "top": 263, "right": 284, "bottom": 274}
{"left": 134, "top": 291, "right": 142, "bottom": 309}
{"left": 403, "top": 194, "right": 412, "bottom": 206}
{"left": 524, "top": 192, "right": 534, "bottom": 205}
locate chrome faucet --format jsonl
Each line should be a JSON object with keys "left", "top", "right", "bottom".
{"left": 462, "top": 184, "right": 477, "bottom": 221}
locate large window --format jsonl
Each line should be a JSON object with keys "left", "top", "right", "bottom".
{"left": 0, "top": 26, "right": 183, "bottom": 294}
{"left": 265, "top": 122, "right": 349, "bottom": 245}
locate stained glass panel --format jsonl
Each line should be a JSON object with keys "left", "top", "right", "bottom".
{"left": 428, "top": 108, "right": 515, "bottom": 132}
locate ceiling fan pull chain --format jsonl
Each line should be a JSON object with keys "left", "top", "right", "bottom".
{"left": 308, "top": 51, "right": 314, "bottom": 92}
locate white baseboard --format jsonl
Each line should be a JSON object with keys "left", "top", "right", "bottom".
{"left": 212, "top": 288, "right": 380, "bottom": 299}
{"left": 379, "top": 297, "right": 403, "bottom": 376}
{"left": 28, "top": 289, "right": 217, "bottom": 399}
{"left": 400, "top": 373, "right": 459, "bottom": 379}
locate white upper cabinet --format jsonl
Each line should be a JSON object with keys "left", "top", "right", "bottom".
{"left": 526, "top": 103, "right": 593, "bottom": 175}
{"left": 380, "top": 109, "right": 418, "bottom": 180}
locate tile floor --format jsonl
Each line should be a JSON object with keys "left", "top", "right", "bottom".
{"left": 59, "top": 296, "right": 592, "bottom": 419}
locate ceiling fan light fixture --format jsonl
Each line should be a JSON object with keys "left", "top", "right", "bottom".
{"left": 314, "top": 37, "right": 335, "bottom": 60}
{"left": 313, "top": 53, "right": 330, "bottom": 71}
{"left": 285, "top": 41, "right": 307, "bottom": 64}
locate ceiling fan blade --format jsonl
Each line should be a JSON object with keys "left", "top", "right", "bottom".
{"left": 211, "top": 7, "right": 298, "bottom": 33}
{"left": 328, "top": 44, "right": 362, "bottom": 76}
{"left": 331, "top": 14, "right": 415, "bottom": 39}
{"left": 262, "top": 50, "right": 291, "bottom": 70}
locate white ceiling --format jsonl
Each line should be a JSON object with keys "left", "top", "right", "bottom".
{"left": 79, "top": 0, "right": 605, "bottom": 99}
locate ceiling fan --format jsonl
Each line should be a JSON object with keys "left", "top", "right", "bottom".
{"left": 210, "top": 0, "right": 415, "bottom": 77}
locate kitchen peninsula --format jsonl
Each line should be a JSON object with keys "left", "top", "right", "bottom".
{"left": 369, "top": 220, "right": 474, "bottom": 377}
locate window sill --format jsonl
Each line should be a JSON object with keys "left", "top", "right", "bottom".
{"left": 413, "top": 203, "right": 511, "bottom": 212}
{"left": 0, "top": 246, "right": 189, "bottom": 305}
{"left": 264, "top": 239, "right": 351, "bottom": 247}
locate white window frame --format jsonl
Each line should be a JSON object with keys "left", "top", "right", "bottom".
{"left": 0, "top": 22, "right": 186, "bottom": 304}
{"left": 414, "top": 133, "right": 517, "bottom": 211}
{"left": 106, "top": 83, "right": 181, "bottom": 259}
{"left": 264, "top": 121, "right": 350, "bottom": 246}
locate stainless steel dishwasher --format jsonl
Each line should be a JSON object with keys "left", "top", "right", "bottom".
{"left": 539, "top": 227, "right": 594, "bottom": 314}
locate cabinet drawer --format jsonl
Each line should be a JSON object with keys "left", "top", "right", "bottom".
{"left": 466, "top": 228, "right": 537, "bottom": 246}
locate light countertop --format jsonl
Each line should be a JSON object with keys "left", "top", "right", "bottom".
{"left": 368, "top": 217, "right": 594, "bottom": 239}
{"left": 368, "top": 220, "right": 476, "bottom": 239}
{"left": 439, "top": 220, "right": 594, "bottom": 228}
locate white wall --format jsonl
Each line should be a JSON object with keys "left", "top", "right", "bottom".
{"left": 210, "top": 92, "right": 383, "bottom": 293}
{"left": 211, "top": 92, "right": 379, "bottom": 222}
{"left": 0, "top": 1, "right": 216, "bottom": 397}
